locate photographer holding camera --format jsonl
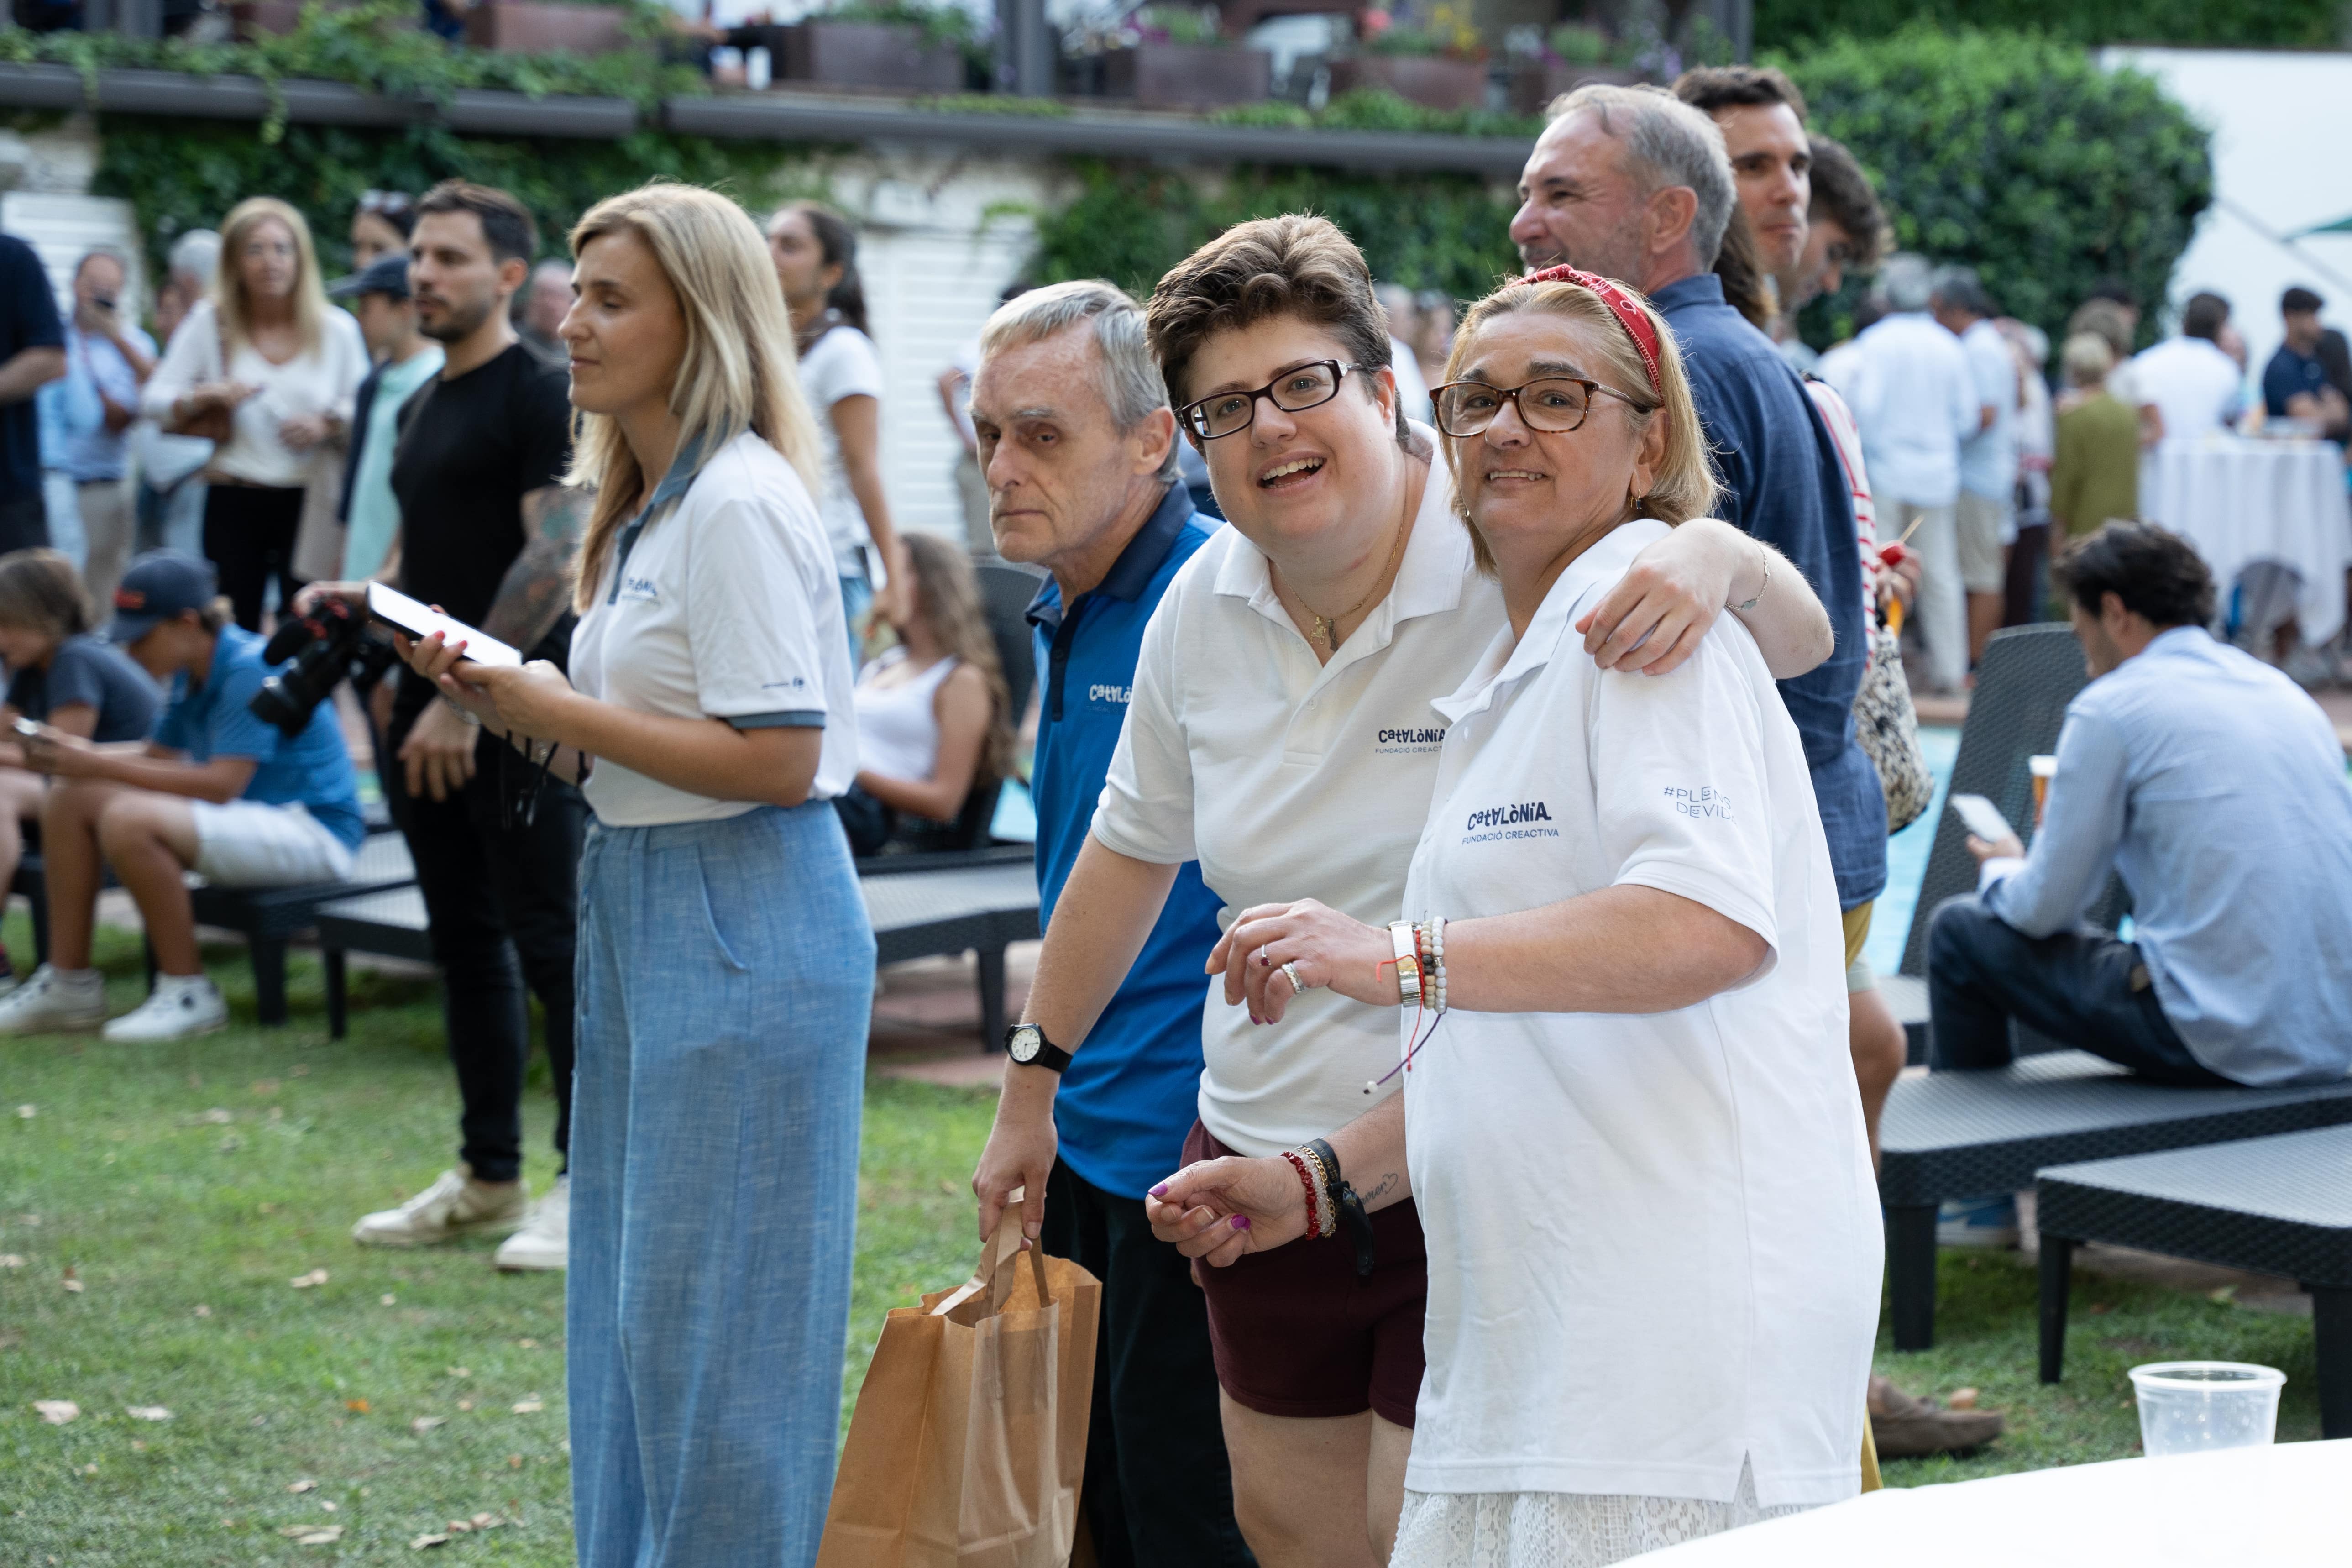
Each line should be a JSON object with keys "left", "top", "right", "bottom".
{"left": 299, "top": 181, "right": 585, "bottom": 1272}
{"left": 0, "top": 550, "right": 361, "bottom": 1042}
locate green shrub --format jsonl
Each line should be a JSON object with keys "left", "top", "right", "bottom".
{"left": 1027, "top": 160, "right": 1522, "bottom": 304}
{"left": 92, "top": 116, "right": 817, "bottom": 278}
{"left": 1780, "top": 26, "right": 2213, "bottom": 350}
{"left": 1758, "top": 0, "right": 2346, "bottom": 51}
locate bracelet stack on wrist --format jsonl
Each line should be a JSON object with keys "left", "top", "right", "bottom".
{"left": 1399, "top": 918, "right": 1451, "bottom": 1014}
{"left": 1279, "top": 1148, "right": 1329, "bottom": 1238}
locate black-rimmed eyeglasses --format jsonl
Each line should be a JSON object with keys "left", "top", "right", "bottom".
{"left": 1432, "top": 377, "right": 1654, "bottom": 438}
{"left": 1178, "top": 360, "right": 1369, "bottom": 441}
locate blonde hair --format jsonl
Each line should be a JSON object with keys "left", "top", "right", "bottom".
{"left": 1440, "top": 277, "right": 1717, "bottom": 573}
{"left": 213, "top": 197, "right": 330, "bottom": 356}
{"left": 567, "top": 183, "right": 825, "bottom": 612}
{"left": 899, "top": 533, "right": 1015, "bottom": 784}
{"left": 2061, "top": 330, "right": 2115, "bottom": 389}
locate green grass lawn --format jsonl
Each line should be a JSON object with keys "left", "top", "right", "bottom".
{"left": 0, "top": 916, "right": 2329, "bottom": 1560}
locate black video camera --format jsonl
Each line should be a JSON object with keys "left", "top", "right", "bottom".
{"left": 250, "top": 596, "right": 401, "bottom": 736}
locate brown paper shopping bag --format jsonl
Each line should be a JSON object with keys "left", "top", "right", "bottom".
{"left": 819, "top": 1195, "right": 1101, "bottom": 1568}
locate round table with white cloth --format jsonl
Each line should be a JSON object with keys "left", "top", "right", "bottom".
{"left": 2137, "top": 436, "right": 2351, "bottom": 645}
{"left": 1620, "top": 1438, "right": 2352, "bottom": 1566}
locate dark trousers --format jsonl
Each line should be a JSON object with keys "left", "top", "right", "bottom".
{"left": 0, "top": 491, "right": 47, "bottom": 555}
{"left": 1926, "top": 894, "right": 2229, "bottom": 1085}
{"left": 203, "top": 482, "right": 306, "bottom": 632}
{"left": 383, "top": 708, "right": 587, "bottom": 1182}
{"left": 2004, "top": 519, "right": 2051, "bottom": 626}
{"left": 1042, "top": 1159, "right": 1255, "bottom": 1568}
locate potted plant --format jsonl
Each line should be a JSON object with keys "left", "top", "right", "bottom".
{"left": 770, "top": 0, "right": 976, "bottom": 94}
{"left": 462, "top": 0, "right": 635, "bottom": 54}
{"left": 1327, "top": 2, "right": 1488, "bottom": 111}
{"left": 1084, "top": 5, "right": 1271, "bottom": 109}
{"left": 1505, "top": 22, "right": 1640, "bottom": 115}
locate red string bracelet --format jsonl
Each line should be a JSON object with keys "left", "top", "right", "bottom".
{"left": 1279, "top": 1149, "right": 1321, "bottom": 1238}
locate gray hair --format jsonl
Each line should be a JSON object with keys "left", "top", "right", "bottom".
{"left": 1546, "top": 83, "right": 1736, "bottom": 269}
{"left": 979, "top": 279, "right": 1179, "bottom": 483}
{"left": 1880, "top": 252, "right": 1936, "bottom": 313}
{"left": 1930, "top": 264, "right": 1994, "bottom": 319}
{"left": 168, "top": 229, "right": 221, "bottom": 290}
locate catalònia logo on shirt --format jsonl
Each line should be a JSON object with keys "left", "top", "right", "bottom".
{"left": 1462, "top": 799, "right": 1558, "bottom": 842}
{"left": 1373, "top": 723, "right": 1446, "bottom": 755}
{"left": 1089, "top": 682, "right": 1132, "bottom": 705}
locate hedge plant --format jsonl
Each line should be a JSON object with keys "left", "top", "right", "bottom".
{"left": 92, "top": 117, "right": 819, "bottom": 277}
{"left": 1780, "top": 26, "right": 2213, "bottom": 350}
{"left": 1758, "top": 0, "right": 2346, "bottom": 51}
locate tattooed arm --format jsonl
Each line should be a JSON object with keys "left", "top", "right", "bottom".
{"left": 480, "top": 482, "right": 593, "bottom": 652}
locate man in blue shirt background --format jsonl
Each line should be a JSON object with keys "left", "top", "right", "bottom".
{"left": 2263, "top": 285, "right": 2349, "bottom": 438}
{"left": 966, "top": 282, "right": 1254, "bottom": 1568}
{"left": 0, "top": 551, "right": 361, "bottom": 1045}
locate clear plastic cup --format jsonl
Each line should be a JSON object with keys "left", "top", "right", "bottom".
{"left": 2128, "top": 1361, "right": 2286, "bottom": 1457}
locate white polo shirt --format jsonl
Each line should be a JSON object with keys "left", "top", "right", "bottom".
{"left": 569, "top": 429, "right": 858, "bottom": 827}
{"left": 1399, "top": 517, "right": 1880, "bottom": 1510}
{"left": 1091, "top": 446, "right": 1501, "bottom": 1154}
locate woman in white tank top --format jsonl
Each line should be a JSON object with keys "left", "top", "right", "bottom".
{"left": 835, "top": 533, "right": 1014, "bottom": 855}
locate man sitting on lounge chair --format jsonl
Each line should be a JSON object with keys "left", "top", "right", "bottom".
{"left": 1926, "top": 522, "right": 2352, "bottom": 1245}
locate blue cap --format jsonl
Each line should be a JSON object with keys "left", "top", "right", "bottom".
{"left": 106, "top": 551, "right": 218, "bottom": 644}
{"left": 327, "top": 253, "right": 412, "bottom": 302}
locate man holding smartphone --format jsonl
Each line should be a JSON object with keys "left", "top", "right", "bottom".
{"left": 58, "top": 250, "right": 157, "bottom": 615}
{"left": 300, "top": 181, "right": 585, "bottom": 1273}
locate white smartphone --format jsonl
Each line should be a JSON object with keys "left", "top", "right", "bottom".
{"left": 1948, "top": 792, "right": 2015, "bottom": 844}
{"left": 366, "top": 582, "right": 522, "bottom": 669}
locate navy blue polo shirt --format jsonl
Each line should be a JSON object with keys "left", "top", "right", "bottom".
{"left": 1650, "top": 272, "right": 1888, "bottom": 910}
{"left": 2262, "top": 342, "right": 2332, "bottom": 419}
{"left": 1027, "top": 483, "right": 1224, "bottom": 1199}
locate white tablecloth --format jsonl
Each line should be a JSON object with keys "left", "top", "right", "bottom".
{"left": 1623, "top": 1438, "right": 2351, "bottom": 1565}
{"left": 2139, "top": 437, "right": 2351, "bottom": 645}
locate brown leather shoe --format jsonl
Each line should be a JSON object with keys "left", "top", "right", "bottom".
{"left": 1869, "top": 1374, "right": 2006, "bottom": 1458}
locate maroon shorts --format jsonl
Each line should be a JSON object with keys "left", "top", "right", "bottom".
{"left": 1181, "top": 1119, "right": 1427, "bottom": 1428}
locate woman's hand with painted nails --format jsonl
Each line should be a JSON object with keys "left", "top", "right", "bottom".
{"left": 1143, "top": 1155, "right": 1310, "bottom": 1267}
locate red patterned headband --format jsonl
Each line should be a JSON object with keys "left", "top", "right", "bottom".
{"left": 1515, "top": 265, "right": 1663, "bottom": 400}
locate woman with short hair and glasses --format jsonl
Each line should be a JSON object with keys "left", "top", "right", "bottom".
{"left": 1149, "top": 267, "right": 1879, "bottom": 1568}
{"left": 970, "top": 215, "right": 1835, "bottom": 1568}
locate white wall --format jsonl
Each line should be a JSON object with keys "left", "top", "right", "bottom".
{"left": 829, "top": 153, "right": 1067, "bottom": 545}
{"left": 2105, "top": 47, "right": 2352, "bottom": 378}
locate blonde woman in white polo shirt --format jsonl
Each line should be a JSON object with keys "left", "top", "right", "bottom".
{"left": 1149, "top": 269, "right": 1881, "bottom": 1566}
{"left": 400, "top": 183, "right": 867, "bottom": 1568}
{"left": 971, "top": 215, "right": 1837, "bottom": 1568}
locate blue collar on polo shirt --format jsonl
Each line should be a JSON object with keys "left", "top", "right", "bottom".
{"left": 606, "top": 433, "right": 709, "bottom": 604}
{"left": 1027, "top": 481, "right": 1195, "bottom": 722}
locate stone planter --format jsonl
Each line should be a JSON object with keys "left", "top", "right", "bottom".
{"left": 464, "top": 0, "right": 632, "bottom": 54}
{"left": 1328, "top": 53, "right": 1489, "bottom": 110}
{"left": 1507, "top": 62, "right": 1638, "bottom": 116}
{"left": 1097, "top": 43, "right": 1271, "bottom": 108}
{"left": 773, "top": 20, "right": 965, "bottom": 94}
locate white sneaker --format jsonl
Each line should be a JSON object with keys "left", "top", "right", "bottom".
{"left": 494, "top": 1175, "right": 568, "bottom": 1272}
{"left": 0, "top": 965, "right": 108, "bottom": 1035}
{"left": 101, "top": 975, "right": 228, "bottom": 1043}
{"left": 352, "top": 1165, "right": 529, "bottom": 1248}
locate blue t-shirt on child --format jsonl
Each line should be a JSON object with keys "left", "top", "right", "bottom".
{"left": 152, "top": 624, "right": 366, "bottom": 850}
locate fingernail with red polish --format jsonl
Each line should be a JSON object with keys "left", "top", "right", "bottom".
{"left": 1231, "top": 1215, "right": 1251, "bottom": 1231}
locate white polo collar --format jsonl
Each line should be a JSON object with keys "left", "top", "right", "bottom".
{"left": 1211, "top": 430, "right": 1474, "bottom": 666}
{"left": 1433, "top": 517, "right": 1671, "bottom": 724}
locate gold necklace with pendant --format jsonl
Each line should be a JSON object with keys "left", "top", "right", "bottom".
{"left": 1286, "top": 511, "right": 1410, "bottom": 655}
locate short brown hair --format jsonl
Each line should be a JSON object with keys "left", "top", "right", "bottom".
{"left": 416, "top": 180, "right": 538, "bottom": 265}
{"left": 0, "top": 548, "right": 91, "bottom": 641}
{"left": 1806, "top": 135, "right": 1885, "bottom": 267}
{"left": 1144, "top": 215, "right": 1403, "bottom": 443}
{"left": 1673, "top": 65, "right": 1807, "bottom": 123}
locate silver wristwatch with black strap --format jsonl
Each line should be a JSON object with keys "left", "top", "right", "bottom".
{"left": 1004, "top": 1023, "right": 1074, "bottom": 1073}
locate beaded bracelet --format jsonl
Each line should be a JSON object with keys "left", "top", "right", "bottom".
{"left": 1431, "top": 916, "right": 1447, "bottom": 1014}
{"left": 1279, "top": 1149, "right": 1322, "bottom": 1239}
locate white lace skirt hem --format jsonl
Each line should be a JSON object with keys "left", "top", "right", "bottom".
{"left": 1390, "top": 1459, "right": 1812, "bottom": 1568}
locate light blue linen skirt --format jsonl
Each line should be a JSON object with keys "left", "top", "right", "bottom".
{"left": 567, "top": 800, "right": 874, "bottom": 1567}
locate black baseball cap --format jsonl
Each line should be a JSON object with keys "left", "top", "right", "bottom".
{"left": 106, "top": 551, "right": 218, "bottom": 644}
{"left": 328, "top": 253, "right": 413, "bottom": 302}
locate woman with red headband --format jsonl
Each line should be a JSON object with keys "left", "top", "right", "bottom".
{"left": 973, "top": 215, "right": 1839, "bottom": 1568}
{"left": 1147, "top": 267, "right": 1878, "bottom": 1564}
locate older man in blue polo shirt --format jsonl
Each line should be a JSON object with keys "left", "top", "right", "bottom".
{"left": 1511, "top": 83, "right": 1887, "bottom": 975}
{"left": 962, "top": 280, "right": 1250, "bottom": 1568}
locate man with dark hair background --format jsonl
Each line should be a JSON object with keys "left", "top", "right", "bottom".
{"left": 304, "top": 180, "right": 588, "bottom": 1271}
{"left": 2130, "top": 290, "right": 2243, "bottom": 442}
{"left": 2265, "top": 286, "right": 2351, "bottom": 440}
{"left": 1930, "top": 519, "right": 2352, "bottom": 1113}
